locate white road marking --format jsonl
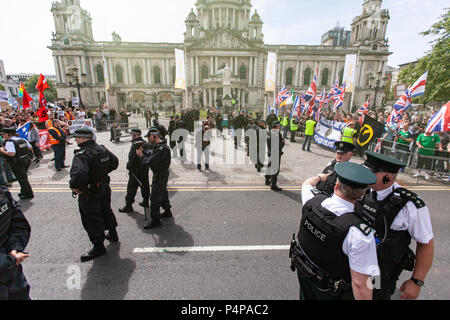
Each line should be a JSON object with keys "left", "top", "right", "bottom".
{"left": 133, "top": 245, "right": 290, "bottom": 254}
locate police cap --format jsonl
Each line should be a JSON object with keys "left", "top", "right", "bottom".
{"left": 272, "top": 121, "right": 281, "bottom": 128}
{"left": 130, "top": 128, "right": 142, "bottom": 136}
{"left": 334, "top": 141, "right": 356, "bottom": 154}
{"left": 145, "top": 127, "right": 160, "bottom": 137}
{"left": 73, "top": 128, "right": 94, "bottom": 138}
{"left": 335, "top": 162, "right": 377, "bottom": 189}
{"left": 364, "top": 151, "right": 406, "bottom": 174}
{"left": 153, "top": 119, "right": 160, "bottom": 125}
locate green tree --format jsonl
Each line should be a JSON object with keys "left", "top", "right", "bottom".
{"left": 0, "top": 84, "right": 5, "bottom": 91}
{"left": 398, "top": 8, "right": 450, "bottom": 103}
{"left": 24, "top": 74, "right": 58, "bottom": 102}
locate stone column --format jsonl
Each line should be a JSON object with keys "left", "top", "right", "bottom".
{"left": 226, "top": 8, "right": 229, "bottom": 27}
{"left": 295, "top": 61, "right": 300, "bottom": 88}
{"left": 219, "top": 8, "right": 222, "bottom": 27}
{"left": 58, "top": 56, "right": 65, "bottom": 84}
{"left": 147, "top": 59, "right": 152, "bottom": 85}
{"left": 190, "top": 57, "right": 194, "bottom": 85}
{"left": 215, "top": 57, "right": 218, "bottom": 73}
{"left": 212, "top": 9, "right": 215, "bottom": 28}
{"left": 299, "top": 61, "right": 304, "bottom": 87}
{"left": 234, "top": 57, "right": 238, "bottom": 76}
{"left": 195, "top": 56, "right": 199, "bottom": 85}
{"left": 232, "top": 10, "right": 236, "bottom": 29}
{"left": 249, "top": 57, "right": 253, "bottom": 87}
{"left": 253, "top": 57, "right": 258, "bottom": 86}
{"left": 53, "top": 56, "right": 61, "bottom": 84}
{"left": 210, "top": 57, "right": 214, "bottom": 76}
{"left": 122, "top": 59, "right": 128, "bottom": 85}
{"left": 167, "top": 59, "right": 171, "bottom": 85}
{"left": 108, "top": 58, "right": 114, "bottom": 85}
{"left": 128, "top": 58, "right": 133, "bottom": 85}
{"left": 143, "top": 59, "right": 148, "bottom": 85}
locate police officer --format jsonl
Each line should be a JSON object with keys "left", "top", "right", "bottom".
{"left": 153, "top": 119, "right": 168, "bottom": 141}
{"left": 291, "top": 162, "right": 379, "bottom": 300}
{"left": 137, "top": 128, "right": 172, "bottom": 229}
{"left": 245, "top": 117, "right": 257, "bottom": 158}
{"left": 357, "top": 151, "right": 434, "bottom": 300}
{"left": 265, "top": 121, "right": 285, "bottom": 191}
{"left": 290, "top": 115, "right": 299, "bottom": 142}
{"left": 0, "top": 128, "right": 34, "bottom": 200}
{"left": 69, "top": 128, "right": 120, "bottom": 262}
{"left": 119, "top": 129, "right": 151, "bottom": 213}
{"left": 0, "top": 186, "right": 31, "bottom": 300}
{"left": 168, "top": 115, "right": 177, "bottom": 151}
{"left": 255, "top": 119, "right": 267, "bottom": 173}
{"left": 316, "top": 141, "right": 355, "bottom": 196}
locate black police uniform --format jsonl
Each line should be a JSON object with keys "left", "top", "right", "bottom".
{"left": 356, "top": 151, "right": 421, "bottom": 300}
{"left": 69, "top": 136, "right": 119, "bottom": 260}
{"left": 140, "top": 137, "right": 172, "bottom": 229}
{"left": 0, "top": 187, "right": 31, "bottom": 300}
{"left": 255, "top": 122, "right": 267, "bottom": 172}
{"left": 265, "top": 126, "right": 285, "bottom": 190}
{"left": 121, "top": 133, "right": 151, "bottom": 211}
{"left": 168, "top": 118, "right": 177, "bottom": 150}
{"left": 175, "top": 119, "right": 187, "bottom": 160}
{"left": 154, "top": 121, "right": 168, "bottom": 141}
{"left": 3, "top": 134, "right": 34, "bottom": 199}
{"left": 317, "top": 141, "right": 355, "bottom": 196}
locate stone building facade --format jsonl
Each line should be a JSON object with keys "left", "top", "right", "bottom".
{"left": 49, "top": 0, "right": 391, "bottom": 113}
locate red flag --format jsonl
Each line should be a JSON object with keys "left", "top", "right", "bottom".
{"left": 36, "top": 74, "right": 50, "bottom": 92}
{"left": 36, "top": 91, "right": 49, "bottom": 122}
{"left": 22, "top": 85, "right": 33, "bottom": 109}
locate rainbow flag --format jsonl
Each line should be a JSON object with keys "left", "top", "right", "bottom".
{"left": 19, "top": 82, "right": 32, "bottom": 109}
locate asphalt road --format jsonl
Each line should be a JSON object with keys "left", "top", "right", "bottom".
{"left": 12, "top": 184, "right": 450, "bottom": 300}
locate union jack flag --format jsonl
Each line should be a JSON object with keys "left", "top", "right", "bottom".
{"left": 333, "top": 82, "right": 347, "bottom": 110}
{"left": 358, "top": 98, "right": 371, "bottom": 115}
{"left": 304, "top": 67, "right": 318, "bottom": 108}
{"left": 386, "top": 108, "right": 403, "bottom": 126}
{"left": 426, "top": 102, "right": 450, "bottom": 133}
{"left": 374, "top": 138, "right": 383, "bottom": 153}
{"left": 276, "top": 87, "right": 290, "bottom": 105}
{"left": 410, "top": 71, "right": 428, "bottom": 98}
{"left": 293, "top": 95, "right": 301, "bottom": 118}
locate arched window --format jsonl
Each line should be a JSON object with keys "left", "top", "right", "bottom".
{"left": 303, "top": 68, "right": 311, "bottom": 85}
{"left": 339, "top": 68, "right": 344, "bottom": 85}
{"left": 153, "top": 65, "right": 161, "bottom": 84}
{"left": 134, "top": 65, "right": 142, "bottom": 84}
{"left": 321, "top": 68, "right": 329, "bottom": 86}
{"left": 96, "top": 64, "right": 104, "bottom": 84}
{"left": 286, "top": 68, "right": 293, "bottom": 86}
{"left": 201, "top": 65, "right": 209, "bottom": 81}
{"left": 240, "top": 65, "right": 247, "bottom": 80}
{"left": 115, "top": 65, "right": 123, "bottom": 84}
{"left": 172, "top": 66, "right": 176, "bottom": 84}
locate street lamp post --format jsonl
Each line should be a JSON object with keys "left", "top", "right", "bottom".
{"left": 66, "top": 67, "right": 87, "bottom": 108}
{"left": 368, "top": 71, "right": 388, "bottom": 112}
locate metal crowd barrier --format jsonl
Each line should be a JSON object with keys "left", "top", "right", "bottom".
{"left": 367, "top": 140, "right": 449, "bottom": 182}
{"left": 110, "top": 122, "right": 139, "bottom": 142}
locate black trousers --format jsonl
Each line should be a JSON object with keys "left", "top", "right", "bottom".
{"left": 52, "top": 144, "right": 65, "bottom": 170}
{"left": 125, "top": 170, "right": 150, "bottom": 205}
{"left": 290, "top": 130, "right": 296, "bottom": 142}
{"left": 78, "top": 185, "right": 118, "bottom": 247}
{"left": 297, "top": 271, "right": 353, "bottom": 300}
{"left": 30, "top": 141, "right": 42, "bottom": 159}
{"left": 150, "top": 173, "right": 171, "bottom": 222}
{"left": 265, "top": 156, "right": 282, "bottom": 185}
{"left": 0, "top": 265, "right": 30, "bottom": 300}
{"left": 9, "top": 158, "right": 33, "bottom": 197}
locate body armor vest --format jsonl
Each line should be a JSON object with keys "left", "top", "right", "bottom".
{"left": 356, "top": 189, "right": 411, "bottom": 265}
{"left": 316, "top": 161, "right": 338, "bottom": 196}
{"left": 8, "top": 138, "right": 29, "bottom": 160}
{"left": 298, "top": 194, "right": 366, "bottom": 283}
{"left": 0, "top": 189, "right": 13, "bottom": 248}
{"left": 76, "top": 143, "right": 112, "bottom": 189}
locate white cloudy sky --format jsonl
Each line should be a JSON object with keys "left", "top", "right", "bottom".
{"left": 1, "top": 0, "right": 447, "bottom": 74}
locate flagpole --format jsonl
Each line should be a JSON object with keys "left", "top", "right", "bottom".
{"left": 350, "top": 50, "right": 360, "bottom": 114}
{"left": 184, "top": 47, "right": 188, "bottom": 111}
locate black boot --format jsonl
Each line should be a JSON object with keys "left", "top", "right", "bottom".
{"left": 119, "top": 204, "right": 133, "bottom": 213}
{"left": 105, "top": 229, "right": 119, "bottom": 243}
{"left": 197, "top": 164, "right": 202, "bottom": 171}
{"left": 265, "top": 178, "right": 271, "bottom": 186}
{"left": 139, "top": 201, "right": 149, "bottom": 208}
{"left": 205, "top": 164, "right": 210, "bottom": 172}
{"left": 271, "top": 184, "right": 283, "bottom": 192}
{"left": 161, "top": 208, "right": 173, "bottom": 219}
{"left": 80, "top": 245, "right": 107, "bottom": 262}
{"left": 144, "top": 220, "right": 162, "bottom": 229}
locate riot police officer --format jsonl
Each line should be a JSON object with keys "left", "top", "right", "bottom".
{"left": 0, "top": 128, "right": 34, "bottom": 200}
{"left": 316, "top": 141, "right": 355, "bottom": 196}
{"left": 137, "top": 128, "right": 172, "bottom": 229}
{"left": 255, "top": 119, "right": 267, "bottom": 173}
{"left": 153, "top": 119, "right": 168, "bottom": 141}
{"left": 265, "top": 121, "right": 285, "bottom": 191}
{"left": 70, "top": 128, "right": 120, "bottom": 262}
{"left": 291, "top": 162, "right": 379, "bottom": 300}
{"left": 0, "top": 186, "right": 31, "bottom": 300}
{"left": 119, "top": 128, "right": 151, "bottom": 213}
{"left": 357, "top": 151, "right": 434, "bottom": 300}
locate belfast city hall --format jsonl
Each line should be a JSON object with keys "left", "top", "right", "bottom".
{"left": 49, "top": 0, "right": 391, "bottom": 112}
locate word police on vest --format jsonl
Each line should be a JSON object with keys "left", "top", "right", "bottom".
{"left": 304, "top": 218, "right": 327, "bottom": 242}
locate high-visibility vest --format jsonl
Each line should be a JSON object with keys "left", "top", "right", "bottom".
{"left": 281, "top": 116, "right": 289, "bottom": 127}
{"left": 49, "top": 126, "right": 62, "bottom": 145}
{"left": 278, "top": 115, "right": 283, "bottom": 123}
{"left": 342, "top": 127, "right": 357, "bottom": 143}
{"left": 305, "top": 120, "right": 316, "bottom": 136}
{"left": 290, "top": 118, "right": 298, "bottom": 131}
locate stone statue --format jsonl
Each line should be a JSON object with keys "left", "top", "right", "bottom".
{"left": 223, "top": 64, "right": 231, "bottom": 85}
